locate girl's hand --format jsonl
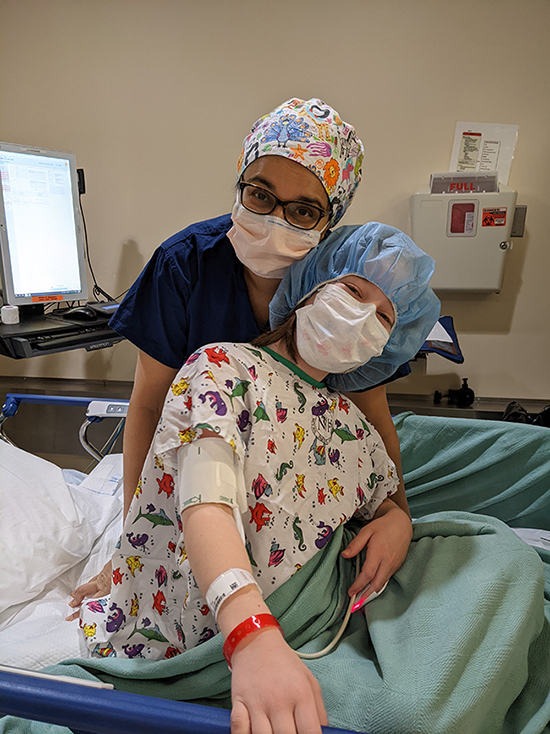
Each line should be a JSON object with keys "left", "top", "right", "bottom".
{"left": 230, "top": 627, "right": 328, "bottom": 734}
{"left": 66, "top": 560, "right": 112, "bottom": 621}
{"left": 342, "top": 500, "right": 412, "bottom": 599}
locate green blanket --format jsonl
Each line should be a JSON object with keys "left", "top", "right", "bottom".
{"left": 396, "top": 413, "right": 550, "bottom": 530}
{"left": 2, "top": 511, "right": 550, "bottom": 734}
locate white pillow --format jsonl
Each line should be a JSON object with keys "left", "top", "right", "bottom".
{"left": 0, "top": 442, "right": 122, "bottom": 616}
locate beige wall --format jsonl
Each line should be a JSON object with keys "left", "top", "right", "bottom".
{"left": 1, "top": 0, "right": 548, "bottom": 399}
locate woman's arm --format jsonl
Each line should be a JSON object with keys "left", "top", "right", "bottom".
{"left": 67, "top": 350, "right": 178, "bottom": 615}
{"left": 342, "top": 384, "right": 413, "bottom": 598}
{"left": 122, "top": 350, "right": 179, "bottom": 516}
{"left": 183, "top": 500, "right": 327, "bottom": 734}
{"left": 344, "top": 384, "right": 410, "bottom": 517}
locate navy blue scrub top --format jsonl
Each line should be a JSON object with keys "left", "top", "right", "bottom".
{"left": 110, "top": 213, "right": 410, "bottom": 385}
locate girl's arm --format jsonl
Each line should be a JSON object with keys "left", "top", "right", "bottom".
{"left": 342, "top": 497, "right": 413, "bottom": 600}
{"left": 182, "top": 500, "right": 327, "bottom": 734}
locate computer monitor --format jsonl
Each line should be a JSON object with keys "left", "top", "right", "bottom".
{"left": 0, "top": 141, "right": 88, "bottom": 309}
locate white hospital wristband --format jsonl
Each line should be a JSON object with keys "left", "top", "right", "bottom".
{"left": 206, "top": 569, "right": 262, "bottom": 620}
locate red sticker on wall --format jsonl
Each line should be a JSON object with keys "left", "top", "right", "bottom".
{"left": 482, "top": 208, "right": 507, "bottom": 226}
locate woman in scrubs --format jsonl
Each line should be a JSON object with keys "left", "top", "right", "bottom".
{"left": 69, "top": 97, "right": 415, "bottom": 620}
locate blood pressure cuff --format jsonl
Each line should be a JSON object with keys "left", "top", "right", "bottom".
{"left": 177, "top": 438, "right": 245, "bottom": 511}
{"left": 176, "top": 438, "right": 248, "bottom": 540}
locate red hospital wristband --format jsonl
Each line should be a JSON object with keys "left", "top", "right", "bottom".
{"left": 223, "top": 614, "right": 283, "bottom": 668}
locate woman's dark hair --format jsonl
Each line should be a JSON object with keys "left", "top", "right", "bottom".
{"left": 251, "top": 312, "right": 298, "bottom": 362}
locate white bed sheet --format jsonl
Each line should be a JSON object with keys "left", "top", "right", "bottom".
{"left": 0, "top": 454, "right": 123, "bottom": 670}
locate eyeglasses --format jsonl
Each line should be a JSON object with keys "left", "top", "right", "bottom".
{"left": 238, "top": 181, "right": 330, "bottom": 231}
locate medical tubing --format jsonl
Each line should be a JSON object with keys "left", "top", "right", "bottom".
{"left": 295, "top": 552, "right": 359, "bottom": 660}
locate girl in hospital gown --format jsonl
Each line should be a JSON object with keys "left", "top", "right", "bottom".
{"left": 80, "top": 342, "right": 397, "bottom": 658}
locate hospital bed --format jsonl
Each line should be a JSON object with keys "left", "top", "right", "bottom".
{"left": 0, "top": 394, "right": 364, "bottom": 734}
{"left": 2, "top": 394, "right": 550, "bottom": 734}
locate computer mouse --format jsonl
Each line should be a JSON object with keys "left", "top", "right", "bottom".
{"left": 63, "top": 305, "right": 98, "bottom": 322}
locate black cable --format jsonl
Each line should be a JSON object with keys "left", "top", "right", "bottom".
{"left": 114, "top": 287, "right": 130, "bottom": 301}
{"left": 79, "top": 193, "right": 116, "bottom": 303}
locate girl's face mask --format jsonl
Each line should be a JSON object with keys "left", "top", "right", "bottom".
{"left": 227, "top": 202, "right": 323, "bottom": 279}
{"left": 295, "top": 283, "right": 391, "bottom": 374}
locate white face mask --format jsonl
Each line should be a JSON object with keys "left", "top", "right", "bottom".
{"left": 227, "top": 202, "right": 322, "bottom": 279}
{"left": 295, "top": 283, "right": 391, "bottom": 373}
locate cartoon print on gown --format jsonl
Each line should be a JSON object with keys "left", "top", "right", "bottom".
{"left": 80, "top": 343, "right": 397, "bottom": 658}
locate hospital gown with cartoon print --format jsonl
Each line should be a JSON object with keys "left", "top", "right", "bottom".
{"left": 80, "top": 343, "right": 397, "bottom": 659}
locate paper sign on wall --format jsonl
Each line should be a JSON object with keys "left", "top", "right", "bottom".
{"left": 449, "top": 122, "right": 518, "bottom": 185}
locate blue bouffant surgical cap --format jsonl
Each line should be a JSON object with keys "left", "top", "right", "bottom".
{"left": 269, "top": 222, "right": 441, "bottom": 391}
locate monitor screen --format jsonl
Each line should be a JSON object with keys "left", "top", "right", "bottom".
{"left": 0, "top": 141, "right": 88, "bottom": 307}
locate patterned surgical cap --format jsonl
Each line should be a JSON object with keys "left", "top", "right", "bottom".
{"left": 237, "top": 98, "right": 364, "bottom": 227}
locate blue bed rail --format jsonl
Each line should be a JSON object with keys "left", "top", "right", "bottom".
{"left": 0, "top": 393, "right": 129, "bottom": 461}
{"left": 0, "top": 393, "right": 98, "bottom": 418}
{"left": 0, "top": 670, "right": 364, "bottom": 734}
{"left": 0, "top": 394, "right": 130, "bottom": 419}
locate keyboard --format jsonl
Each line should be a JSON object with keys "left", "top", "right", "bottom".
{"left": 0, "top": 320, "right": 124, "bottom": 359}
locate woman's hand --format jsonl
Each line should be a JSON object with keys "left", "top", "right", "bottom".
{"left": 65, "top": 560, "right": 112, "bottom": 621}
{"left": 230, "top": 627, "right": 328, "bottom": 734}
{"left": 342, "top": 499, "right": 413, "bottom": 599}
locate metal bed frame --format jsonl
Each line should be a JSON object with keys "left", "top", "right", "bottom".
{"left": 0, "top": 393, "right": 367, "bottom": 734}
{"left": 0, "top": 393, "right": 129, "bottom": 461}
